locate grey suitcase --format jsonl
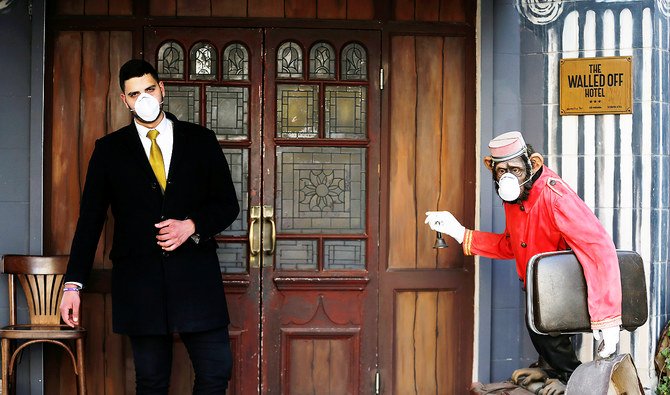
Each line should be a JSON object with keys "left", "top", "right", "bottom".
{"left": 526, "top": 250, "right": 647, "bottom": 335}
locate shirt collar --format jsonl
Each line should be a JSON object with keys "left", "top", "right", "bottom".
{"left": 134, "top": 114, "right": 172, "bottom": 139}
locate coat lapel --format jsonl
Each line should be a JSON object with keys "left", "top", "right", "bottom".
{"left": 122, "top": 125, "right": 161, "bottom": 188}
{"left": 166, "top": 114, "right": 186, "bottom": 185}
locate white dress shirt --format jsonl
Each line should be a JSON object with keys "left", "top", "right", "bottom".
{"left": 134, "top": 115, "right": 174, "bottom": 176}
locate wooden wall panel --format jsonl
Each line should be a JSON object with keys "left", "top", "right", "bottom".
{"left": 177, "top": 0, "right": 212, "bottom": 16}
{"left": 415, "top": 0, "right": 439, "bottom": 22}
{"left": 285, "top": 0, "right": 316, "bottom": 18}
{"left": 440, "top": 0, "right": 467, "bottom": 23}
{"left": 49, "top": 32, "right": 82, "bottom": 255}
{"left": 84, "top": 0, "right": 108, "bottom": 15}
{"left": 108, "top": 0, "right": 133, "bottom": 16}
{"left": 393, "top": 0, "right": 468, "bottom": 22}
{"left": 415, "top": 36, "right": 444, "bottom": 269}
{"left": 318, "top": 0, "right": 346, "bottom": 19}
{"left": 346, "top": 0, "right": 374, "bottom": 20}
{"left": 388, "top": 36, "right": 417, "bottom": 269}
{"left": 56, "top": 0, "right": 84, "bottom": 15}
{"left": 150, "top": 0, "right": 177, "bottom": 16}
{"left": 288, "top": 338, "right": 352, "bottom": 394}
{"left": 440, "top": 37, "right": 466, "bottom": 268}
{"left": 212, "top": 0, "right": 248, "bottom": 17}
{"left": 248, "top": 0, "right": 284, "bottom": 17}
{"left": 47, "top": 29, "right": 133, "bottom": 395}
{"left": 394, "top": 291, "right": 457, "bottom": 394}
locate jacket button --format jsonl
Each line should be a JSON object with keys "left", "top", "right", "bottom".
{"left": 521, "top": 242, "right": 527, "bottom": 248}
{"left": 151, "top": 182, "right": 157, "bottom": 189}
{"left": 163, "top": 251, "right": 169, "bottom": 257}
{"left": 549, "top": 180, "right": 556, "bottom": 186}
{"left": 520, "top": 205, "right": 525, "bottom": 211}
{"left": 160, "top": 215, "right": 166, "bottom": 220}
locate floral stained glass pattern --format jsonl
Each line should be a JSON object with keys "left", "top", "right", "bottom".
{"left": 309, "top": 42, "right": 336, "bottom": 79}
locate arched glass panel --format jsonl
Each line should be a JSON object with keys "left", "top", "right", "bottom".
{"left": 309, "top": 42, "right": 335, "bottom": 80}
{"left": 341, "top": 43, "right": 367, "bottom": 81}
{"left": 190, "top": 42, "right": 217, "bottom": 81}
{"left": 277, "top": 41, "right": 303, "bottom": 79}
{"left": 157, "top": 41, "right": 185, "bottom": 80}
{"left": 222, "top": 43, "right": 249, "bottom": 81}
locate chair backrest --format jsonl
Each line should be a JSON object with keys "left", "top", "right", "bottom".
{"left": 2, "top": 255, "right": 70, "bottom": 326}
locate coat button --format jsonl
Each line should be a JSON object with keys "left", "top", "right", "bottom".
{"left": 151, "top": 182, "right": 157, "bottom": 189}
{"left": 160, "top": 215, "right": 166, "bottom": 220}
{"left": 520, "top": 205, "right": 525, "bottom": 211}
{"left": 549, "top": 180, "right": 556, "bottom": 186}
{"left": 163, "top": 251, "right": 169, "bottom": 257}
{"left": 521, "top": 242, "right": 527, "bottom": 248}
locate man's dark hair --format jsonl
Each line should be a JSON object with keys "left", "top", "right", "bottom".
{"left": 119, "top": 59, "right": 160, "bottom": 92}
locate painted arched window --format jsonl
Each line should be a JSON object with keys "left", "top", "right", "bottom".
{"left": 277, "top": 41, "right": 303, "bottom": 79}
{"left": 190, "top": 42, "right": 217, "bottom": 80}
{"left": 341, "top": 43, "right": 367, "bottom": 81}
{"left": 157, "top": 41, "right": 185, "bottom": 80}
{"left": 222, "top": 43, "right": 249, "bottom": 81}
{"left": 309, "top": 42, "right": 335, "bottom": 80}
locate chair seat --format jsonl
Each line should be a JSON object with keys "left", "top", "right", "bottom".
{"left": 0, "top": 324, "right": 86, "bottom": 340}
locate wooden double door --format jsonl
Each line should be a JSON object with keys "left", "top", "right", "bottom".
{"left": 143, "top": 27, "right": 380, "bottom": 394}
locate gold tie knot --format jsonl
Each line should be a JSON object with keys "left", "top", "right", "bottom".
{"left": 147, "top": 129, "right": 159, "bottom": 140}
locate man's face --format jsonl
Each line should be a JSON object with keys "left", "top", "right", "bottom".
{"left": 121, "top": 73, "right": 165, "bottom": 112}
{"left": 494, "top": 156, "right": 528, "bottom": 182}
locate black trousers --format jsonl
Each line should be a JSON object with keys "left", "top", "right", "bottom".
{"left": 526, "top": 322, "right": 581, "bottom": 383}
{"left": 129, "top": 326, "right": 232, "bottom": 395}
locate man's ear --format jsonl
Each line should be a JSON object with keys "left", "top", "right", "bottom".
{"left": 530, "top": 153, "right": 544, "bottom": 172}
{"left": 120, "top": 94, "right": 130, "bottom": 109}
{"left": 484, "top": 156, "right": 494, "bottom": 171}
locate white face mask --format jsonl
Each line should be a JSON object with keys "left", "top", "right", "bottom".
{"left": 132, "top": 92, "right": 162, "bottom": 123}
{"left": 497, "top": 172, "right": 522, "bottom": 202}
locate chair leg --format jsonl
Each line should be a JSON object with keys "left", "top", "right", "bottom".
{"left": 2, "top": 338, "right": 10, "bottom": 395}
{"left": 76, "top": 338, "right": 86, "bottom": 395}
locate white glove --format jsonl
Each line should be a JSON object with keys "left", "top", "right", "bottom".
{"left": 593, "top": 326, "right": 620, "bottom": 358}
{"left": 424, "top": 211, "right": 465, "bottom": 244}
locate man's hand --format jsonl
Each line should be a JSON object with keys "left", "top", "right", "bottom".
{"left": 59, "top": 287, "right": 81, "bottom": 327}
{"left": 424, "top": 211, "right": 466, "bottom": 244}
{"left": 155, "top": 218, "right": 196, "bottom": 251}
{"left": 593, "top": 325, "right": 620, "bottom": 358}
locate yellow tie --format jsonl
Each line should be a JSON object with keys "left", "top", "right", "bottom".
{"left": 146, "top": 129, "right": 167, "bottom": 191}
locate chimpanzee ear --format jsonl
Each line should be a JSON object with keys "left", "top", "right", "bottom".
{"left": 529, "top": 153, "right": 544, "bottom": 172}
{"left": 484, "top": 156, "right": 494, "bottom": 171}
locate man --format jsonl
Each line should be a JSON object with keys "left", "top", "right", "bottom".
{"left": 59, "top": 59, "right": 239, "bottom": 394}
{"left": 425, "top": 131, "right": 621, "bottom": 391}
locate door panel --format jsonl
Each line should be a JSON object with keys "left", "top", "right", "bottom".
{"left": 145, "top": 27, "right": 264, "bottom": 395}
{"left": 262, "top": 29, "right": 380, "bottom": 394}
{"left": 145, "top": 27, "right": 380, "bottom": 394}
{"left": 379, "top": 34, "right": 475, "bottom": 394}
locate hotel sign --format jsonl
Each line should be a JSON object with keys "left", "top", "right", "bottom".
{"left": 560, "top": 56, "right": 632, "bottom": 115}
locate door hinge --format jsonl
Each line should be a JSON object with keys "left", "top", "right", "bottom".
{"left": 375, "top": 370, "right": 381, "bottom": 394}
{"left": 380, "top": 68, "right": 384, "bottom": 90}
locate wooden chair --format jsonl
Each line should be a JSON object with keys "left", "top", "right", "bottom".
{"left": 0, "top": 255, "right": 86, "bottom": 394}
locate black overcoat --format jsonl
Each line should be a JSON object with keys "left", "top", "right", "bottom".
{"left": 65, "top": 112, "right": 240, "bottom": 335}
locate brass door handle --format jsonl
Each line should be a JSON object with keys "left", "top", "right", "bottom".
{"left": 249, "top": 206, "right": 262, "bottom": 268}
{"left": 262, "top": 205, "right": 276, "bottom": 256}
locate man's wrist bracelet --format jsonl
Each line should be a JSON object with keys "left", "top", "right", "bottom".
{"left": 63, "top": 287, "right": 80, "bottom": 292}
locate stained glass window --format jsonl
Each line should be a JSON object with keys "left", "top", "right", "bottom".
{"left": 325, "top": 86, "right": 367, "bottom": 139}
{"left": 309, "top": 42, "right": 335, "bottom": 80}
{"left": 219, "top": 148, "right": 248, "bottom": 236}
{"left": 324, "top": 240, "right": 366, "bottom": 270}
{"left": 222, "top": 43, "right": 249, "bottom": 81}
{"left": 217, "top": 242, "right": 247, "bottom": 273}
{"left": 274, "top": 240, "right": 318, "bottom": 271}
{"left": 157, "top": 41, "right": 184, "bottom": 80}
{"left": 206, "top": 86, "right": 249, "bottom": 140}
{"left": 276, "top": 84, "right": 319, "bottom": 138}
{"left": 277, "top": 41, "right": 303, "bottom": 79}
{"left": 190, "top": 42, "right": 217, "bottom": 81}
{"left": 163, "top": 85, "right": 200, "bottom": 123}
{"left": 276, "top": 147, "right": 366, "bottom": 233}
{"left": 341, "top": 43, "right": 367, "bottom": 81}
